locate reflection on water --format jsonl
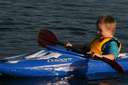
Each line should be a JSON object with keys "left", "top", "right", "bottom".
{"left": 0, "top": 76, "right": 89, "bottom": 85}
{"left": 99, "top": 81, "right": 111, "bottom": 85}
{"left": 0, "top": 75, "right": 128, "bottom": 85}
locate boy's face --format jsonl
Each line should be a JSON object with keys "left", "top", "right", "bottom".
{"left": 97, "top": 20, "right": 108, "bottom": 35}
{"left": 97, "top": 18, "right": 113, "bottom": 36}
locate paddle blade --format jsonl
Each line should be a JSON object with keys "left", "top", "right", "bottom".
{"left": 38, "top": 29, "right": 58, "bottom": 47}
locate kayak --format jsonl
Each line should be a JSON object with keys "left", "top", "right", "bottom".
{"left": 0, "top": 46, "right": 86, "bottom": 77}
{"left": 0, "top": 45, "right": 128, "bottom": 80}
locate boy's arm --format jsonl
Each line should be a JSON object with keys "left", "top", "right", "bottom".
{"left": 97, "top": 54, "right": 115, "bottom": 60}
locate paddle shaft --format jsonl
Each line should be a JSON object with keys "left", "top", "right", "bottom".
{"left": 94, "top": 56, "right": 124, "bottom": 74}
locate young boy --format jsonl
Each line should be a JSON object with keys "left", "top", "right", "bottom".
{"left": 66, "top": 16, "right": 121, "bottom": 60}
{"left": 87, "top": 16, "right": 121, "bottom": 60}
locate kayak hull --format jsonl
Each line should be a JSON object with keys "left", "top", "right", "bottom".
{"left": 0, "top": 59, "right": 86, "bottom": 77}
{"left": 0, "top": 46, "right": 128, "bottom": 80}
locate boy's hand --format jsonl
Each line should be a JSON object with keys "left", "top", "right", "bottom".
{"left": 65, "top": 42, "right": 72, "bottom": 47}
{"left": 87, "top": 51, "right": 103, "bottom": 58}
{"left": 93, "top": 53, "right": 103, "bottom": 58}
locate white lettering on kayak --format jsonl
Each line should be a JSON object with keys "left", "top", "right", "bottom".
{"left": 47, "top": 58, "right": 72, "bottom": 62}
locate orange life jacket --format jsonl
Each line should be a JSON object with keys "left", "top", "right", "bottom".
{"left": 89, "top": 37, "right": 121, "bottom": 55}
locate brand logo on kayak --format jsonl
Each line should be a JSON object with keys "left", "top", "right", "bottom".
{"left": 47, "top": 58, "right": 72, "bottom": 62}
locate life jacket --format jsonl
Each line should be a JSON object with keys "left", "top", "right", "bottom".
{"left": 89, "top": 37, "right": 121, "bottom": 55}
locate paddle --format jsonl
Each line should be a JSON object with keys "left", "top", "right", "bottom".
{"left": 38, "top": 29, "right": 58, "bottom": 47}
{"left": 38, "top": 29, "right": 124, "bottom": 74}
{"left": 38, "top": 29, "right": 83, "bottom": 54}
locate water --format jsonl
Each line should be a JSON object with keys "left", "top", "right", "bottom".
{"left": 0, "top": 0, "right": 128, "bottom": 85}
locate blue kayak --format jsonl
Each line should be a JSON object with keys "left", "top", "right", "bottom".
{"left": 0, "top": 45, "right": 128, "bottom": 80}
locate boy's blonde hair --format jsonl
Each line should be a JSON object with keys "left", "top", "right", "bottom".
{"left": 97, "top": 16, "right": 117, "bottom": 34}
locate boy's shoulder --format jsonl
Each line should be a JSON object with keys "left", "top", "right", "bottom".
{"left": 105, "top": 37, "right": 121, "bottom": 47}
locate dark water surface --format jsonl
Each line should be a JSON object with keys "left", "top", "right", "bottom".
{"left": 0, "top": 0, "right": 128, "bottom": 85}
